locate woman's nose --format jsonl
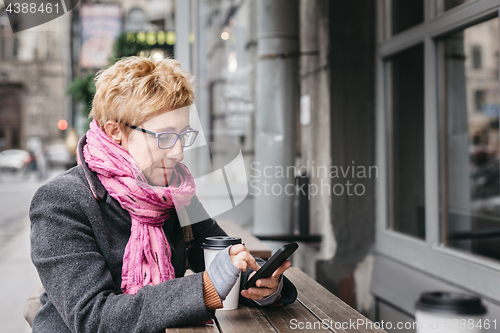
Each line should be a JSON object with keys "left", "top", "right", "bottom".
{"left": 166, "top": 138, "right": 184, "bottom": 162}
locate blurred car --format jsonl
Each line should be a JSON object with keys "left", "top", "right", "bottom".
{"left": 471, "top": 158, "right": 499, "bottom": 200}
{"left": 0, "top": 149, "right": 31, "bottom": 172}
{"left": 45, "top": 144, "right": 76, "bottom": 170}
{"left": 471, "top": 158, "right": 500, "bottom": 216}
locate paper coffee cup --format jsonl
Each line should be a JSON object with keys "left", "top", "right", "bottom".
{"left": 415, "top": 292, "right": 487, "bottom": 333}
{"left": 201, "top": 236, "right": 242, "bottom": 310}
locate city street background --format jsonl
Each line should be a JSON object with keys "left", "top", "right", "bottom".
{"left": 0, "top": 169, "right": 63, "bottom": 332}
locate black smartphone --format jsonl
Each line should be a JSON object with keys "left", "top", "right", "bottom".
{"left": 244, "top": 242, "right": 299, "bottom": 289}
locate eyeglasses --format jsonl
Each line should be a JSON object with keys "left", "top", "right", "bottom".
{"left": 126, "top": 124, "right": 199, "bottom": 149}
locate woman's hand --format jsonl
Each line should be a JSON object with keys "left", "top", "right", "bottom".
{"left": 241, "top": 260, "right": 291, "bottom": 301}
{"left": 228, "top": 244, "right": 261, "bottom": 272}
{"left": 206, "top": 244, "right": 258, "bottom": 301}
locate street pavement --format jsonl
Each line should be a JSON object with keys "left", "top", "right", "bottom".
{"left": 0, "top": 169, "right": 63, "bottom": 333}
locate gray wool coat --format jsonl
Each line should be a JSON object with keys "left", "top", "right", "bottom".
{"left": 29, "top": 135, "right": 297, "bottom": 333}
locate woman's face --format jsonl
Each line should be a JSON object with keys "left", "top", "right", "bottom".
{"left": 121, "top": 106, "right": 190, "bottom": 186}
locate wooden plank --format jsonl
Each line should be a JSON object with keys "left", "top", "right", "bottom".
{"left": 165, "top": 321, "right": 219, "bottom": 333}
{"left": 217, "top": 220, "right": 272, "bottom": 259}
{"left": 285, "top": 268, "right": 387, "bottom": 333}
{"left": 215, "top": 305, "right": 276, "bottom": 333}
{"left": 259, "top": 300, "right": 335, "bottom": 333}
{"left": 294, "top": 291, "right": 348, "bottom": 333}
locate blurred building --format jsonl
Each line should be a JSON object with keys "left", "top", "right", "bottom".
{"left": 0, "top": 0, "right": 175, "bottom": 151}
{"left": 0, "top": 7, "right": 70, "bottom": 151}
{"left": 71, "top": 0, "right": 175, "bottom": 136}
{"left": 181, "top": 0, "right": 500, "bottom": 328}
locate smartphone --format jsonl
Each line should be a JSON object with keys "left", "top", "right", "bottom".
{"left": 244, "top": 242, "right": 299, "bottom": 289}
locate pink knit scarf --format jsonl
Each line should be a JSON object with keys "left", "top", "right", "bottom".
{"left": 82, "top": 120, "right": 196, "bottom": 294}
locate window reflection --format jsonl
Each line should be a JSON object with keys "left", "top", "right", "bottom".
{"left": 388, "top": 44, "right": 426, "bottom": 239}
{"left": 441, "top": 17, "right": 500, "bottom": 260}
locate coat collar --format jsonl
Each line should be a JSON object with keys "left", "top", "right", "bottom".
{"left": 77, "top": 134, "right": 107, "bottom": 201}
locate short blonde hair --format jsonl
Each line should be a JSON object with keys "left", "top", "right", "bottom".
{"left": 89, "top": 56, "right": 195, "bottom": 130}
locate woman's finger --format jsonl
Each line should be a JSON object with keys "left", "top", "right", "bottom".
{"left": 229, "top": 245, "right": 248, "bottom": 269}
{"left": 232, "top": 260, "right": 247, "bottom": 271}
{"left": 256, "top": 277, "right": 278, "bottom": 289}
{"left": 241, "top": 289, "right": 261, "bottom": 300}
{"left": 235, "top": 250, "right": 260, "bottom": 272}
{"left": 271, "top": 260, "right": 291, "bottom": 278}
{"left": 241, "top": 287, "right": 275, "bottom": 300}
{"left": 228, "top": 244, "right": 246, "bottom": 256}
{"left": 232, "top": 250, "right": 261, "bottom": 272}
{"left": 245, "top": 253, "right": 260, "bottom": 272}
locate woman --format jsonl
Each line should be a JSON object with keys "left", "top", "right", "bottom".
{"left": 29, "top": 57, "right": 296, "bottom": 332}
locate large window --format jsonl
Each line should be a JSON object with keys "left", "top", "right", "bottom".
{"left": 376, "top": 0, "right": 500, "bottom": 303}
{"left": 440, "top": 17, "right": 500, "bottom": 261}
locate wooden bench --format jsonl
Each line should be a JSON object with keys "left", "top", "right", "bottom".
{"left": 168, "top": 267, "right": 387, "bottom": 333}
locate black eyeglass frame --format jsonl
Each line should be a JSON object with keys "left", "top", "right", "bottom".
{"left": 126, "top": 124, "right": 200, "bottom": 149}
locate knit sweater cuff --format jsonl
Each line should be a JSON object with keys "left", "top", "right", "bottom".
{"left": 203, "top": 271, "right": 223, "bottom": 310}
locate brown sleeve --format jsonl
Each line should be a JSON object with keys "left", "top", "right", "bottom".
{"left": 203, "top": 271, "right": 223, "bottom": 310}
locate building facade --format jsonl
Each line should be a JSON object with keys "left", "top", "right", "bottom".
{"left": 0, "top": 0, "right": 175, "bottom": 152}
{"left": 184, "top": 0, "right": 500, "bottom": 328}
{"left": 0, "top": 8, "right": 70, "bottom": 151}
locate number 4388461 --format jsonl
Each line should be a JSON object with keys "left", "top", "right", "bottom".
{"left": 5, "top": 2, "right": 59, "bottom": 14}
{"left": 444, "top": 319, "right": 496, "bottom": 330}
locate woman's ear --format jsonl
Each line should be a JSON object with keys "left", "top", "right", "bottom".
{"left": 103, "top": 121, "right": 125, "bottom": 145}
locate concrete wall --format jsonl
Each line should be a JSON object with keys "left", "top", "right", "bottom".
{"left": 327, "top": 0, "right": 376, "bottom": 314}
{"left": 296, "top": 0, "right": 377, "bottom": 315}
{"left": 294, "top": 0, "right": 335, "bottom": 279}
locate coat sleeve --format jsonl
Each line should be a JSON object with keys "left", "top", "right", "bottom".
{"left": 184, "top": 195, "right": 297, "bottom": 307}
{"left": 30, "top": 177, "right": 214, "bottom": 333}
